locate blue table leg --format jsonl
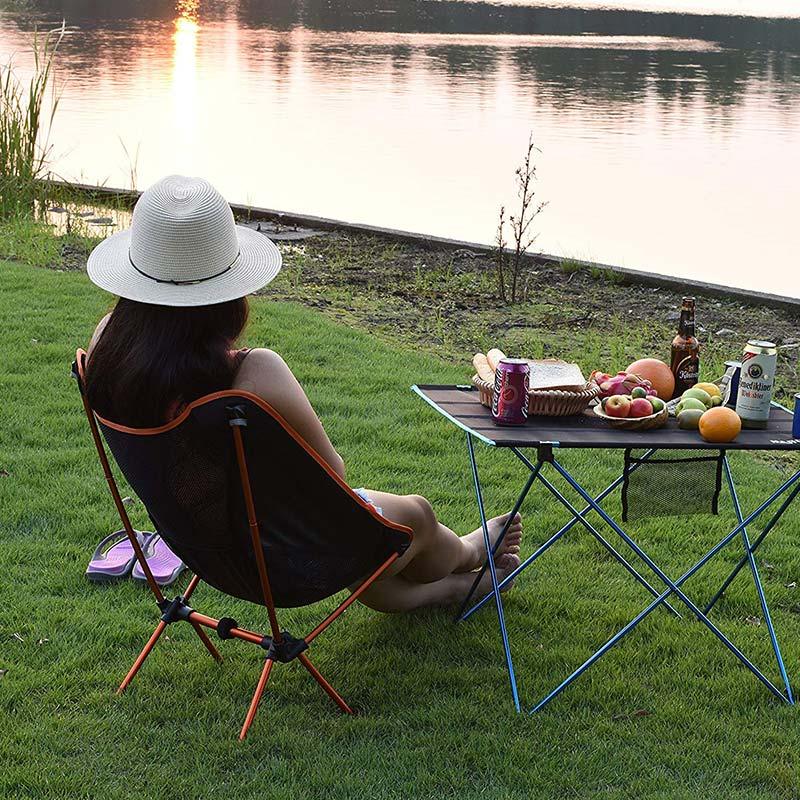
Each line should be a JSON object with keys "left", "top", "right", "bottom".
{"left": 723, "top": 456, "right": 794, "bottom": 703}
{"left": 530, "top": 462, "right": 800, "bottom": 712}
{"left": 462, "top": 448, "right": 674, "bottom": 622}
{"left": 512, "top": 448, "right": 682, "bottom": 619}
{"left": 704, "top": 481, "right": 800, "bottom": 615}
{"left": 466, "top": 432, "right": 521, "bottom": 712}
{"left": 456, "top": 459, "right": 542, "bottom": 621}
{"left": 535, "top": 470, "right": 682, "bottom": 619}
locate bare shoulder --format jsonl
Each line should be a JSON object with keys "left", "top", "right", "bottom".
{"left": 232, "top": 348, "right": 291, "bottom": 392}
{"left": 88, "top": 313, "right": 112, "bottom": 356}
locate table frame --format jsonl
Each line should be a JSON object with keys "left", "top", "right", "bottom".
{"left": 414, "top": 386, "right": 800, "bottom": 713}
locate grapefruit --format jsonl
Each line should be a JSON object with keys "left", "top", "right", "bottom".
{"left": 626, "top": 358, "right": 675, "bottom": 400}
{"left": 699, "top": 407, "right": 742, "bottom": 443}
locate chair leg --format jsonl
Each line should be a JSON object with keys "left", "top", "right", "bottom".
{"left": 191, "top": 622, "right": 223, "bottom": 663}
{"left": 239, "top": 658, "right": 275, "bottom": 740}
{"left": 298, "top": 652, "right": 354, "bottom": 714}
{"left": 117, "top": 620, "right": 168, "bottom": 695}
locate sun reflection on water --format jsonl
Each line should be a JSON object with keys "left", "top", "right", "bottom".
{"left": 171, "top": 0, "right": 199, "bottom": 164}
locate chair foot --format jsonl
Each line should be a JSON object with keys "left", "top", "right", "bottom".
{"left": 298, "top": 652, "right": 354, "bottom": 714}
{"left": 239, "top": 658, "right": 275, "bottom": 740}
{"left": 117, "top": 620, "right": 167, "bottom": 695}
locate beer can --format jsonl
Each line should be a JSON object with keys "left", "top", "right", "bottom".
{"left": 735, "top": 340, "right": 777, "bottom": 429}
{"left": 492, "top": 358, "right": 529, "bottom": 426}
{"left": 722, "top": 360, "right": 742, "bottom": 407}
{"left": 793, "top": 393, "right": 800, "bottom": 440}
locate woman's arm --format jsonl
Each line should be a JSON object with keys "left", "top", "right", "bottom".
{"left": 233, "top": 348, "right": 346, "bottom": 479}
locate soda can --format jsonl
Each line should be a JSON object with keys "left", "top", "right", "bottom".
{"left": 492, "top": 358, "right": 529, "bottom": 426}
{"left": 793, "top": 393, "right": 800, "bottom": 440}
{"left": 735, "top": 340, "right": 777, "bottom": 429}
{"left": 721, "top": 360, "right": 742, "bottom": 407}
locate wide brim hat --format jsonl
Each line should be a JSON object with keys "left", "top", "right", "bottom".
{"left": 87, "top": 175, "right": 281, "bottom": 307}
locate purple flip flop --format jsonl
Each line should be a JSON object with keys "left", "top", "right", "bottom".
{"left": 132, "top": 535, "right": 186, "bottom": 587}
{"left": 86, "top": 530, "right": 156, "bottom": 583}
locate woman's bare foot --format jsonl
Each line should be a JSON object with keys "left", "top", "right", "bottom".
{"left": 461, "top": 512, "right": 523, "bottom": 572}
{"left": 356, "top": 553, "right": 523, "bottom": 613}
{"left": 468, "top": 553, "right": 521, "bottom": 596}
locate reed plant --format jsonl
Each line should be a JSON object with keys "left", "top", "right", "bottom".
{"left": 0, "top": 23, "right": 64, "bottom": 219}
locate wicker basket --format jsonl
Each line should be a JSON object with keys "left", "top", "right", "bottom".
{"left": 592, "top": 402, "right": 669, "bottom": 431}
{"left": 472, "top": 374, "right": 600, "bottom": 417}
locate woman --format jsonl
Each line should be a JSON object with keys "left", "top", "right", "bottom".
{"left": 86, "top": 175, "right": 522, "bottom": 612}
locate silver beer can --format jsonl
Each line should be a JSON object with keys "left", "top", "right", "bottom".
{"left": 735, "top": 340, "right": 777, "bottom": 429}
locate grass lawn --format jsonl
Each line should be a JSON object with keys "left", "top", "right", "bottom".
{"left": 2, "top": 258, "right": 800, "bottom": 799}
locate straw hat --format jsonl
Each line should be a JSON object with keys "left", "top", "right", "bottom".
{"left": 87, "top": 175, "right": 281, "bottom": 306}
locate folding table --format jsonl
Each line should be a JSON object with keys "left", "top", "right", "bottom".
{"left": 412, "top": 384, "right": 800, "bottom": 712}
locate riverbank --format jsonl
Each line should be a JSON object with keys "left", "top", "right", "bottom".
{"left": 7, "top": 211, "right": 799, "bottom": 403}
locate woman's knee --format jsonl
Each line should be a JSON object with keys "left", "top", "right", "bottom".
{"left": 407, "top": 494, "right": 437, "bottom": 536}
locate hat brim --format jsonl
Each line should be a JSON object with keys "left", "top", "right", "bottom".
{"left": 86, "top": 225, "right": 282, "bottom": 307}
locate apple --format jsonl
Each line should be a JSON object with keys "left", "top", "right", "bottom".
{"left": 604, "top": 395, "right": 631, "bottom": 418}
{"left": 629, "top": 398, "right": 654, "bottom": 418}
{"left": 631, "top": 386, "right": 648, "bottom": 399}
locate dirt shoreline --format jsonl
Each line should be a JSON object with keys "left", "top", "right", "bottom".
{"left": 261, "top": 229, "right": 800, "bottom": 401}
{"left": 25, "top": 221, "right": 800, "bottom": 403}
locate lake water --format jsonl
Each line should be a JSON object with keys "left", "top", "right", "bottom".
{"left": 1, "top": 1, "right": 799, "bottom": 297}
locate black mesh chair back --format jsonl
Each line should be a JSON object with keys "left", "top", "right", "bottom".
{"left": 98, "top": 393, "right": 409, "bottom": 607}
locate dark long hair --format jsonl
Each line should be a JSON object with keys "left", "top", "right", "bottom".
{"left": 86, "top": 296, "right": 249, "bottom": 427}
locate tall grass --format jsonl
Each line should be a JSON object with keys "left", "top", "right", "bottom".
{"left": 0, "top": 24, "right": 64, "bottom": 219}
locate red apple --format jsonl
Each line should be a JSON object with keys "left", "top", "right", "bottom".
{"left": 629, "top": 398, "right": 653, "bottom": 418}
{"left": 604, "top": 395, "right": 631, "bottom": 418}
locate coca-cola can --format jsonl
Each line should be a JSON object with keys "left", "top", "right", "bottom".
{"left": 492, "top": 358, "right": 529, "bottom": 426}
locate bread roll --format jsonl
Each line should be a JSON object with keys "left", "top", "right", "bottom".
{"left": 486, "top": 348, "right": 506, "bottom": 371}
{"left": 473, "top": 353, "right": 495, "bottom": 384}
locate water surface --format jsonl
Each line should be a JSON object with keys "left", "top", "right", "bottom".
{"left": 1, "top": 1, "right": 799, "bottom": 297}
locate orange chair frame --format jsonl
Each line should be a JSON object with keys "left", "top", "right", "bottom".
{"left": 74, "top": 350, "right": 412, "bottom": 740}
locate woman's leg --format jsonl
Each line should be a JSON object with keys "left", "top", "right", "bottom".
{"left": 358, "top": 555, "right": 521, "bottom": 613}
{"left": 362, "top": 490, "right": 522, "bottom": 584}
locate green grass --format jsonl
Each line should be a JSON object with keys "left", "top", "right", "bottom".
{"left": 3, "top": 259, "right": 800, "bottom": 799}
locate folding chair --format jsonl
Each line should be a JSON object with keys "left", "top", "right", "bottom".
{"left": 72, "top": 349, "right": 412, "bottom": 739}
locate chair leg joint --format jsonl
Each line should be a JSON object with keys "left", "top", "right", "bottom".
{"left": 158, "top": 595, "right": 194, "bottom": 624}
{"left": 260, "top": 631, "right": 308, "bottom": 663}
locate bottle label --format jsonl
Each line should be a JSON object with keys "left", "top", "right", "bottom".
{"left": 675, "top": 355, "right": 699, "bottom": 386}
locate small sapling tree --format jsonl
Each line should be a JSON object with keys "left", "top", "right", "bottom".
{"left": 494, "top": 133, "right": 547, "bottom": 303}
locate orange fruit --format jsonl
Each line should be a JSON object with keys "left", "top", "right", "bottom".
{"left": 698, "top": 407, "right": 742, "bottom": 443}
{"left": 626, "top": 358, "right": 675, "bottom": 400}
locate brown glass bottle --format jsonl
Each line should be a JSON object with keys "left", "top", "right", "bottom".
{"left": 670, "top": 297, "right": 700, "bottom": 398}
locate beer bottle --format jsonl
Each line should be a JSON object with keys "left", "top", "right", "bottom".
{"left": 670, "top": 297, "right": 700, "bottom": 398}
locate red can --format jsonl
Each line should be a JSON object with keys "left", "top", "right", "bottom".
{"left": 492, "top": 358, "right": 530, "bottom": 426}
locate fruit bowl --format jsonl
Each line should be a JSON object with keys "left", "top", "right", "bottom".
{"left": 592, "top": 402, "right": 669, "bottom": 431}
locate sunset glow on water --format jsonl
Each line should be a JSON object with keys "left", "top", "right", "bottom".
{"left": 1, "top": 1, "right": 798, "bottom": 296}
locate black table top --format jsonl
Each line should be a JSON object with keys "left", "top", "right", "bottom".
{"left": 413, "top": 385, "right": 800, "bottom": 451}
